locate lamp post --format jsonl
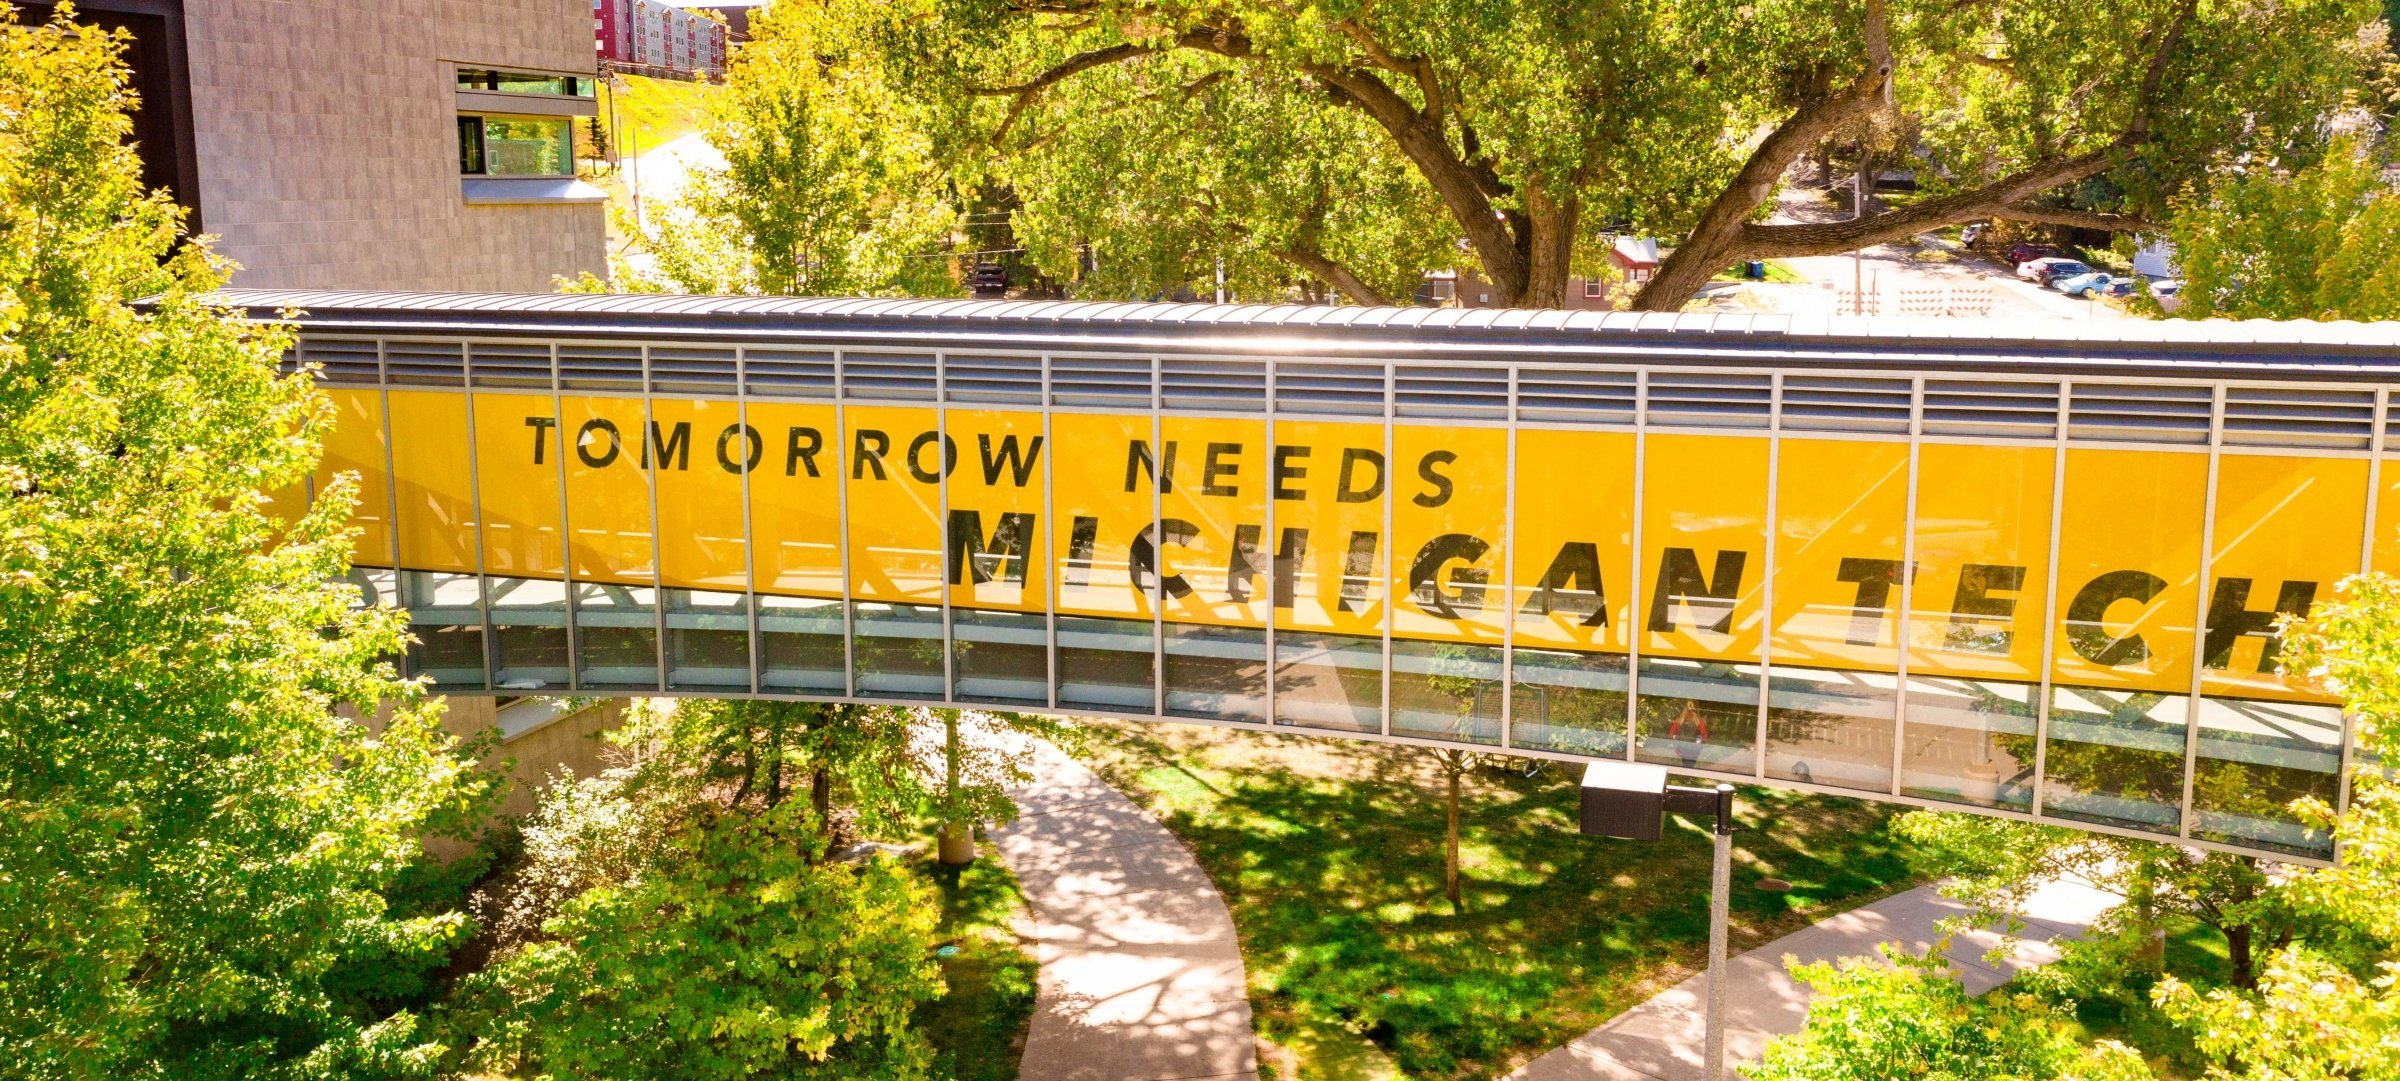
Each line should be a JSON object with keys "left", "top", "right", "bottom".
{"left": 1580, "top": 761, "right": 1736, "bottom": 1081}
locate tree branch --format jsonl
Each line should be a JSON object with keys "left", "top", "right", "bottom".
{"left": 1993, "top": 204, "right": 2151, "bottom": 232}
{"left": 1730, "top": 146, "right": 2123, "bottom": 259}
{"left": 1274, "top": 244, "right": 1393, "bottom": 306}
{"left": 970, "top": 42, "right": 1160, "bottom": 144}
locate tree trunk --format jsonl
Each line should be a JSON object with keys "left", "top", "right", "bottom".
{"left": 2226, "top": 923, "right": 2255, "bottom": 990}
{"left": 2130, "top": 866, "right": 2165, "bottom": 975}
{"left": 812, "top": 768, "right": 832, "bottom": 834}
{"left": 1445, "top": 764, "right": 1462, "bottom": 908}
{"left": 940, "top": 709, "right": 974, "bottom": 865}
{"left": 1517, "top": 188, "right": 1580, "bottom": 309}
{"left": 1853, "top": 150, "right": 1875, "bottom": 220}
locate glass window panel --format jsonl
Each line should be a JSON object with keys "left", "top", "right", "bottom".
{"left": 1275, "top": 631, "right": 1384, "bottom": 733}
{"left": 573, "top": 582, "right": 658, "bottom": 691}
{"left": 1765, "top": 666, "right": 1896, "bottom": 793}
{"left": 2375, "top": 452, "right": 2400, "bottom": 574}
{"left": 948, "top": 409, "right": 1047, "bottom": 616}
{"left": 2191, "top": 697, "right": 2341, "bottom": 859}
{"left": 388, "top": 390, "right": 478, "bottom": 574}
{"left": 1392, "top": 425, "right": 1506, "bottom": 645}
{"left": 561, "top": 394, "right": 656, "bottom": 586}
{"left": 1051, "top": 413, "right": 1154, "bottom": 623}
{"left": 2202, "top": 454, "right": 2367, "bottom": 703}
{"left": 953, "top": 608, "right": 1048, "bottom": 705}
{"left": 664, "top": 588, "right": 749, "bottom": 691}
{"left": 2042, "top": 685, "right": 2188, "bottom": 834}
{"left": 757, "top": 594, "right": 845, "bottom": 692}
{"left": 746, "top": 401, "right": 843, "bottom": 598}
{"left": 853, "top": 601, "right": 944, "bottom": 699}
{"left": 1156, "top": 417, "right": 1269, "bottom": 632}
{"left": 475, "top": 117, "right": 571, "bottom": 176}
{"left": 1389, "top": 641, "right": 1502, "bottom": 745}
{"left": 846, "top": 405, "right": 945, "bottom": 605}
{"left": 1509, "top": 647, "right": 1629, "bottom": 757}
{"left": 1273, "top": 420, "right": 1388, "bottom": 642}
{"left": 2050, "top": 448, "right": 2205, "bottom": 694}
{"left": 1641, "top": 433, "right": 1768, "bottom": 664}
{"left": 1899, "top": 676, "right": 2037, "bottom": 811}
{"left": 1636, "top": 656, "right": 1760, "bottom": 774}
{"left": 1512, "top": 429, "right": 1636, "bottom": 655}
{"left": 486, "top": 574, "right": 569, "bottom": 690}
{"left": 472, "top": 390, "right": 564, "bottom": 580}
{"left": 457, "top": 115, "right": 484, "bottom": 175}
{"left": 399, "top": 570, "right": 485, "bottom": 688}
{"left": 1163, "top": 624, "right": 1266, "bottom": 723}
{"left": 1056, "top": 615, "right": 1155, "bottom": 712}
{"left": 315, "top": 387, "right": 393, "bottom": 567}
{"left": 1908, "top": 443, "right": 2054, "bottom": 682}
{"left": 1771, "top": 439, "right": 1909, "bottom": 670}
{"left": 652, "top": 397, "right": 749, "bottom": 593}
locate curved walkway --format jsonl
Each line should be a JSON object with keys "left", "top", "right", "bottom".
{"left": 987, "top": 733, "right": 1259, "bottom": 1081}
{"left": 1504, "top": 877, "right": 2119, "bottom": 1080}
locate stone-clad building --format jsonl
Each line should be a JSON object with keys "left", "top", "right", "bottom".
{"left": 17, "top": 0, "right": 606, "bottom": 293}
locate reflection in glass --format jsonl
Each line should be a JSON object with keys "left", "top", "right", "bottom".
{"left": 757, "top": 595, "right": 845, "bottom": 693}
{"left": 1056, "top": 616, "right": 1155, "bottom": 712}
{"left": 1275, "top": 631, "right": 1384, "bottom": 733}
{"left": 854, "top": 602, "right": 945, "bottom": 699}
{"left": 1899, "top": 677, "right": 2036, "bottom": 810}
{"left": 2042, "top": 685, "right": 2187, "bottom": 834}
{"left": 1636, "top": 657, "right": 1760, "bottom": 774}
{"left": 953, "top": 608, "right": 1049, "bottom": 705}
{"left": 664, "top": 589, "right": 750, "bottom": 691}
{"left": 2191, "top": 697, "right": 2341, "bottom": 859}
{"left": 574, "top": 582, "right": 659, "bottom": 691}
{"left": 1510, "top": 648, "right": 1629, "bottom": 757}
{"left": 1164, "top": 624, "right": 1267, "bottom": 723}
{"left": 486, "top": 575, "right": 568, "bottom": 691}
{"left": 1766, "top": 667, "right": 1895, "bottom": 793}
{"left": 1390, "top": 641, "right": 1502, "bottom": 745}
{"left": 401, "top": 570, "right": 486, "bottom": 688}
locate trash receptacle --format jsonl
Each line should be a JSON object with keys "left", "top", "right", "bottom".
{"left": 1745, "top": 260, "right": 1767, "bottom": 280}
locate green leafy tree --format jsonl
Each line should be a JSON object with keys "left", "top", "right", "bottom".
{"left": 861, "top": 0, "right": 2368, "bottom": 309}
{"left": 1750, "top": 945, "right": 2154, "bottom": 1081}
{"left": 0, "top": 8, "right": 493, "bottom": 1076}
{"left": 620, "top": 0, "right": 960, "bottom": 296}
{"left": 2158, "top": 135, "right": 2400, "bottom": 321}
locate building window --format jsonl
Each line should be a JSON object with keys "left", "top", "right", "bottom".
{"left": 1583, "top": 278, "right": 1608, "bottom": 299}
{"left": 458, "top": 115, "right": 572, "bottom": 176}
{"left": 456, "top": 67, "right": 594, "bottom": 98}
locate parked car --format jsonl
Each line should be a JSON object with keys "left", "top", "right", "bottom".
{"left": 2152, "top": 279, "right": 2184, "bottom": 313}
{"left": 2007, "top": 242, "right": 2063, "bottom": 265}
{"left": 1960, "top": 222, "right": 1988, "bottom": 246}
{"left": 2055, "top": 272, "right": 2119, "bottom": 297}
{"left": 2020, "top": 257, "right": 2093, "bottom": 286}
{"left": 2094, "top": 277, "right": 2137, "bottom": 298}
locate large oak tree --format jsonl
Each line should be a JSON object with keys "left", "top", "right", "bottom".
{"left": 877, "top": 0, "right": 2374, "bottom": 308}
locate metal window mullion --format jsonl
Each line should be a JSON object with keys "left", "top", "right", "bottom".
{"left": 737, "top": 349, "right": 760, "bottom": 695}
{"left": 835, "top": 349, "right": 855, "bottom": 699}
{"left": 1381, "top": 363, "right": 1395, "bottom": 739}
{"left": 1043, "top": 355, "right": 1058, "bottom": 711}
{"left": 1890, "top": 377, "right": 1924, "bottom": 797}
{"left": 938, "top": 351, "right": 955, "bottom": 704}
{"left": 1150, "top": 354, "right": 1165, "bottom": 719}
{"left": 2178, "top": 385, "right": 2226, "bottom": 839}
{"left": 642, "top": 347, "right": 667, "bottom": 692}
{"left": 2031, "top": 381, "right": 2070, "bottom": 817}
{"left": 1757, "top": 373, "right": 1782, "bottom": 780}
{"left": 454, "top": 346, "right": 496, "bottom": 691}
{"left": 1265, "top": 361, "right": 1279, "bottom": 728}
{"left": 550, "top": 345, "right": 582, "bottom": 693}
{"left": 373, "top": 342, "right": 407, "bottom": 660}
{"left": 1625, "top": 369, "right": 1647, "bottom": 760}
{"left": 1500, "top": 367, "right": 1517, "bottom": 750}
{"left": 2341, "top": 389, "right": 2387, "bottom": 831}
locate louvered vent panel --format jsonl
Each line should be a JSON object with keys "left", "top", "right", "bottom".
{"left": 1645, "top": 371, "right": 1772, "bottom": 429}
{"left": 1161, "top": 357, "right": 1264, "bottom": 412}
{"left": 2069, "top": 383, "right": 2212, "bottom": 444}
{"left": 648, "top": 346, "right": 736, "bottom": 394}
{"left": 1395, "top": 367, "right": 1507, "bottom": 420}
{"left": 842, "top": 351, "right": 936, "bottom": 400}
{"left": 300, "top": 338, "right": 381, "bottom": 384}
{"left": 555, "top": 345, "right": 640, "bottom": 391}
{"left": 1922, "top": 379, "right": 2059, "bottom": 439}
{"left": 385, "top": 340, "right": 465, "bottom": 386}
{"left": 1275, "top": 362, "right": 1385, "bottom": 416}
{"left": 1049, "top": 355, "right": 1150, "bottom": 408}
{"left": 465, "top": 343, "right": 551, "bottom": 388}
{"left": 2221, "top": 386, "right": 2374, "bottom": 450}
{"left": 742, "top": 348, "right": 836, "bottom": 398}
{"left": 276, "top": 348, "right": 302, "bottom": 375}
{"left": 945, "top": 354, "right": 1042, "bottom": 405}
{"left": 1516, "top": 367, "right": 1636, "bottom": 425}
{"left": 1780, "top": 376, "right": 1911, "bottom": 434}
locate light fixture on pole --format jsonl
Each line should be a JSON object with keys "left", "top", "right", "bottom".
{"left": 1579, "top": 760, "right": 1736, "bottom": 1081}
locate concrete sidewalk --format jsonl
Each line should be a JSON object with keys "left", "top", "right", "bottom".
{"left": 987, "top": 735, "right": 1259, "bottom": 1081}
{"left": 1503, "top": 877, "right": 2120, "bottom": 1081}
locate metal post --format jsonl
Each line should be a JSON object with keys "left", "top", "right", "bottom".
{"left": 1706, "top": 782, "right": 1734, "bottom": 1081}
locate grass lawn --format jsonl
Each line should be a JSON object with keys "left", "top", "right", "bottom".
{"left": 1712, "top": 260, "right": 1807, "bottom": 283}
{"left": 1072, "top": 720, "right": 1937, "bottom": 1080}
{"left": 2057, "top": 920, "right": 2231, "bottom": 1080}
{"left": 916, "top": 855, "right": 1039, "bottom": 1081}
